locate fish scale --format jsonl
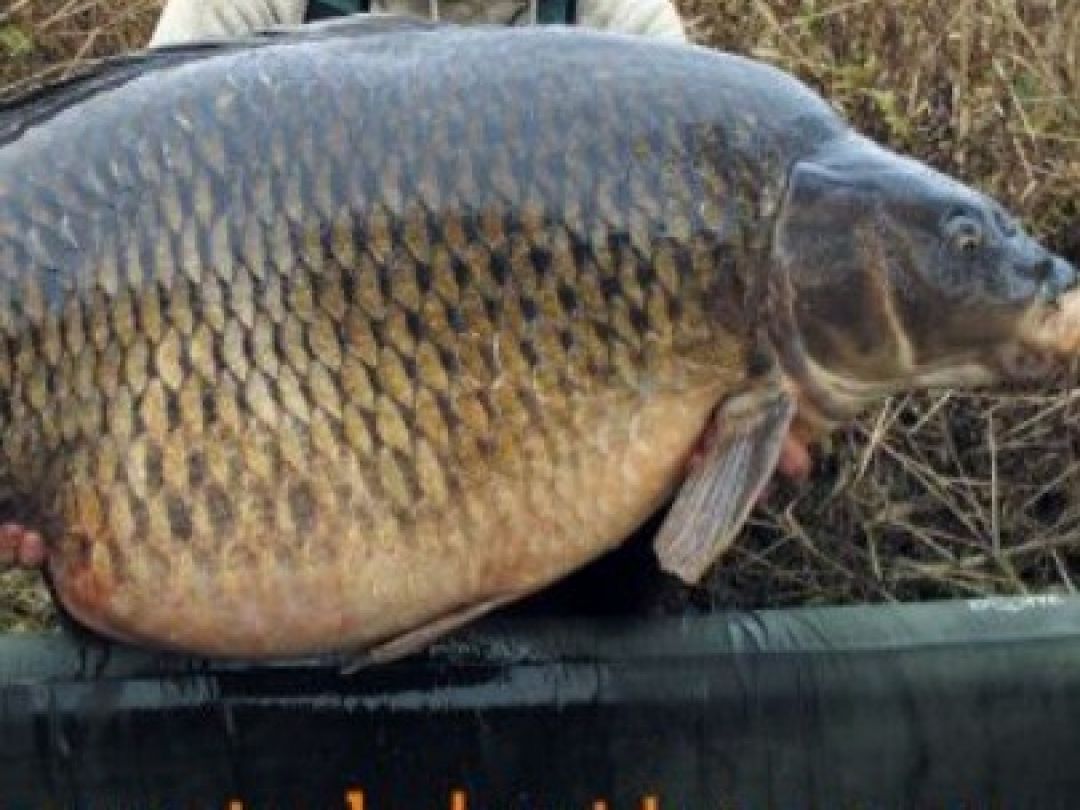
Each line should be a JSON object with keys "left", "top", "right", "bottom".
{"left": 0, "top": 22, "right": 843, "bottom": 657}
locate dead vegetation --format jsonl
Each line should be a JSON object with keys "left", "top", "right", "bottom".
{"left": 0, "top": 0, "right": 161, "bottom": 91}
{"left": 0, "top": 0, "right": 1078, "bottom": 629}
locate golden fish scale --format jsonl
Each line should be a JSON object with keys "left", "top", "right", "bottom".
{"left": 0, "top": 31, "right": 837, "bottom": 655}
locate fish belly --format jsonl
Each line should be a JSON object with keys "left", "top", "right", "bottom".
{"left": 48, "top": 385, "right": 719, "bottom": 657}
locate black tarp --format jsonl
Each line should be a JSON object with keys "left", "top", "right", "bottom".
{"left": 2, "top": 596, "right": 1080, "bottom": 807}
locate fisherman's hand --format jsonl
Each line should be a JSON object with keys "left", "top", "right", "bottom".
{"left": 777, "top": 434, "right": 812, "bottom": 482}
{"left": 0, "top": 524, "right": 46, "bottom": 571}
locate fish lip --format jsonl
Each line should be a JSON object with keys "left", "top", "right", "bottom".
{"left": 1014, "top": 288, "right": 1080, "bottom": 359}
{"left": 996, "top": 288, "right": 1080, "bottom": 382}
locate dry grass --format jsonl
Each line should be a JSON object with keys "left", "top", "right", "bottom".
{"left": 0, "top": 0, "right": 1079, "bottom": 629}
{"left": 0, "top": 0, "right": 161, "bottom": 91}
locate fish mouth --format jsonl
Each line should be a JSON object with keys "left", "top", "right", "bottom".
{"left": 1017, "top": 288, "right": 1080, "bottom": 352}
{"left": 1006, "top": 288, "right": 1080, "bottom": 380}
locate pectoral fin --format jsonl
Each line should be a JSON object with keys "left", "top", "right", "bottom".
{"left": 655, "top": 390, "right": 797, "bottom": 585}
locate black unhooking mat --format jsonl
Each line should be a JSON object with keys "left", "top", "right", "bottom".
{"left": 2, "top": 595, "right": 1080, "bottom": 808}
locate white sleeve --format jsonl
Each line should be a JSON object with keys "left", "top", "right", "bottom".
{"left": 576, "top": 0, "right": 687, "bottom": 41}
{"left": 149, "top": 0, "right": 309, "bottom": 47}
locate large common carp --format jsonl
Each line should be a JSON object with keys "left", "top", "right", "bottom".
{"left": 0, "top": 19, "right": 1076, "bottom": 660}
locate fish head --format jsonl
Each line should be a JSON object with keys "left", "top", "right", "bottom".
{"left": 770, "top": 132, "right": 1077, "bottom": 425}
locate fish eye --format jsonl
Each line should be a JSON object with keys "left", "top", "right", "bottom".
{"left": 944, "top": 215, "right": 984, "bottom": 258}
